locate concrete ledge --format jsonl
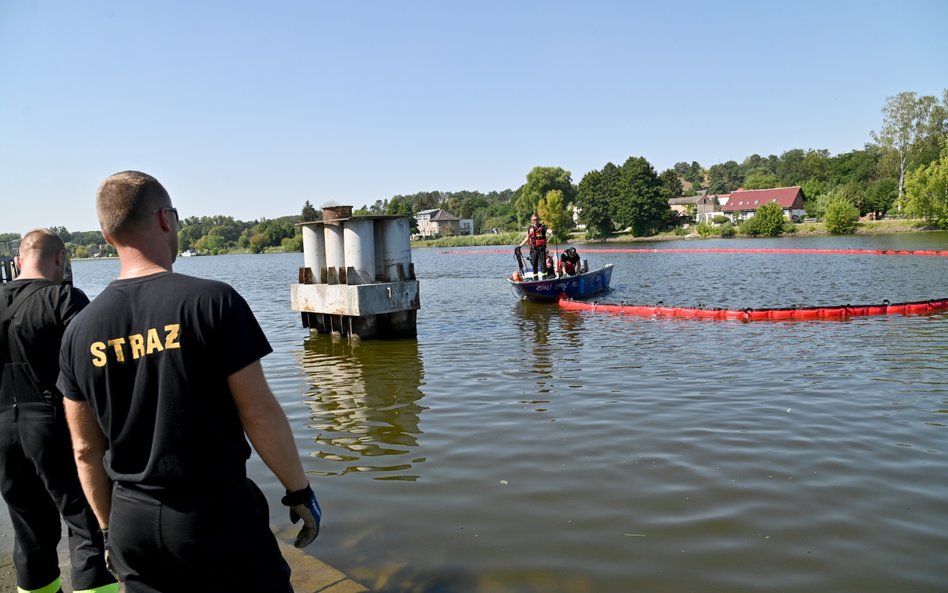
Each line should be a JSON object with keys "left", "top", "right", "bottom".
{"left": 281, "top": 543, "right": 369, "bottom": 593}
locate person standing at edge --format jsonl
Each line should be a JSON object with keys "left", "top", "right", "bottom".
{"left": 0, "top": 229, "right": 117, "bottom": 593}
{"left": 58, "top": 171, "right": 321, "bottom": 593}
{"left": 518, "top": 213, "right": 553, "bottom": 276}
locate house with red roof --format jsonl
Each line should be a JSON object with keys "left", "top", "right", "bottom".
{"left": 722, "top": 187, "right": 805, "bottom": 222}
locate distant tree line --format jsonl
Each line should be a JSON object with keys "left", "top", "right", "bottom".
{"left": 4, "top": 90, "right": 945, "bottom": 251}
{"left": 361, "top": 90, "right": 947, "bottom": 239}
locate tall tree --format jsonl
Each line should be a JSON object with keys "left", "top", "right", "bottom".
{"left": 706, "top": 160, "right": 743, "bottom": 193}
{"left": 659, "top": 169, "right": 684, "bottom": 200}
{"left": 577, "top": 167, "right": 614, "bottom": 240}
{"left": 872, "top": 91, "right": 942, "bottom": 198}
{"left": 903, "top": 146, "right": 948, "bottom": 229}
{"left": 776, "top": 149, "right": 807, "bottom": 186}
{"left": 514, "top": 166, "right": 576, "bottom": 224}
{"left": 301, "top": 200, "right": 319, "bottom": 222}
{"left": 537, "top": 190, "right": 572, "bottom": 239}
{"left": 613, "top": 157, "right": 668, "bottom": 236}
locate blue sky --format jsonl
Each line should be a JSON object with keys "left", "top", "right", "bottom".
{"left": 2, "top": 0, "right": 946, "bottom": 233}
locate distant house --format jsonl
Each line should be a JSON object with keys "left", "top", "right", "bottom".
{"left": 722, "top": 187, "right": 806, "bottom": 222}
{"left": 668, "top": 196, "right": 701, "bottom": 218}
{"left": 415, "top": 208, "right": 473, "bottom": 237}
{"left": 695, "top": 193, "right": 730, "bottom": 223}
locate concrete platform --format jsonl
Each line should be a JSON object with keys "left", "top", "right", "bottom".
{"left": 0, "top": 540, "right": 369, "bottom": 593}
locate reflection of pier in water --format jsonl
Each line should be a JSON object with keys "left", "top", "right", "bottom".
{"left": 298, "top": 336, "right": 426, "bottom": 480}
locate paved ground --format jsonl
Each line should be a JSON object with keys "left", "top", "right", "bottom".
{"left": 0, "top": 541, "right": 368, "bottom": 593}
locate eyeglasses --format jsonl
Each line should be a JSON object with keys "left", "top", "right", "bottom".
{"left": 152, "top": 206, "right": 179, "bottom": 223}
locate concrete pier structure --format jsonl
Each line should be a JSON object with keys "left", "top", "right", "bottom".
{"left": 291, "top": 207, "right": 420, "bottom": 339}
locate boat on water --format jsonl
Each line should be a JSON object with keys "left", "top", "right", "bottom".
{"left": 508, "top": 264, "right": 614, "bottom": 303}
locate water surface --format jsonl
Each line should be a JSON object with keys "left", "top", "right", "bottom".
{"left": 5, "top": 232, "right": 946, "bottom": 593}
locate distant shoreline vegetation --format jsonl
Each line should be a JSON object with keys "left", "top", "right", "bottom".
{"left": 4, "top": 91, "right": 945, "bottom": 256}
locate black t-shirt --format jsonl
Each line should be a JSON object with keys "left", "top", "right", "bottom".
{"left": 1, "top": 279, "right": 89, "bottom": 396}
{"left": 57, "top": 272, "right": 272, "bottom": 489}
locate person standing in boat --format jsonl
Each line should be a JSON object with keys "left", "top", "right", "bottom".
{"left": 518, "top": 213, "right": 553, "bottom": 276}
{"left": 558, "top": 247, "right": 581, "bottom": 276}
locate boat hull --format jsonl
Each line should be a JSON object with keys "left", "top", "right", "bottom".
{"left": 508, "top": 264, "right": 613, "bottom": 303}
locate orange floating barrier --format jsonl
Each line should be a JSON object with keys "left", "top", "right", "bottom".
{"left": 560, "top": 297, "right": 948, "bottom": 321}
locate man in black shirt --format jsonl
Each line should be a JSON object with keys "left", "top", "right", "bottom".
{"left": 558, "top": 247, "right": 581, "bottom": 276}
{"left": 59, "top": 171, "right": 321, "bottom": 593}
{"left": 0, "top": 229, "right": 116, "bottom": 593}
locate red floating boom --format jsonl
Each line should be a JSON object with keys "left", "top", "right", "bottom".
{"left": 558, "top": 298, "right": 948, "bottom": 321}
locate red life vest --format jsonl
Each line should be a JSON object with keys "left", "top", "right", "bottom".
{"left": 528, "top": 224, "right": 547, "bottom": 248}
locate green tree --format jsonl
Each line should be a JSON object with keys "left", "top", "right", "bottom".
{"left": 706, "top": 160, "right": 743, "bottom": 193}
{"left": 537, "top": 189, "right": 571, "bottom": 238}
{"left": 823, "top": 197, "right": 860, "bottom": 234}
{"left": 50, "top": 226, "right": 72, "bottom": 242}
{"left": 301, "top": 200, "right": 320, "bottom": 222}
{"left": 515, "top": 166, "right": 575, "bottom": 225}
{"left": 576, "top": 167, "right": 614, "bottom": 240}
{"left": 830, "top": 147, "right": 881, "bottom": 185}
{"left": 775, "top": 149, "right": 807, "bottom": 186}
{"left": 872, "top": 91, "right": 942, "bottom": 198}
{"left": 743, "top": 172, "right": 780, "bottom": 190}
{"left": 613, "top": 157, "right": 668, "bottom": 236}
{"left": 864, "top": 178, "right": 899, "bottom": 218}
{"left": 659, "top": 169, "right": 684, "bottom": 200}
{"left": 749, "top": 201, "right": 787, "bottom": 236}
{"left": 673, "top": 161, "right": 704, "bottom": 185}
{"left": 903, "top": 150, "right": 948, "bottom": 229}
{"left": 282, "top": 234, "right": 304, "bottom": 252}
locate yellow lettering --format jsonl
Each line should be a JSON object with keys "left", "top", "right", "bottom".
{"left": 164, "top": 324, "right": 181, "bottom": 350}
{"left": 128, "top": 334, "right": 145, "bottom": 360}
{"left": 108, "top": 338, "right": 127, "bottom": 363}
{"left": 91, "top": 342, "right": 107, "bottom": 367}
{"left": 146, "top": 328, "right": 164, "bottom": 355}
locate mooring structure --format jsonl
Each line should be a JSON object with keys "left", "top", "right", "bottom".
{"left": 290, "top": 206, "right": 420, "bottom": 339}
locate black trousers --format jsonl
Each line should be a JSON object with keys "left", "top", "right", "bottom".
{"left": 529, "top": 247, "right": 548, "bottom": 274}
{"left": 110, "top": 479, "right": 293, "bottom": 593}
{"left": 0, "top": 400, "right": 114, "bottom": 592}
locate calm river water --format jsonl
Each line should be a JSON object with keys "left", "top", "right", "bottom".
{"left": 6, "top": 232, "right": 948, "bottom": 593}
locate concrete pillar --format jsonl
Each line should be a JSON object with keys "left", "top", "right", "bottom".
{"left": 343, "top": 219, "right": 376, "bottom": 285}
{"left": 381, "top": 218, "right": 412, "bottom": 281}
{"left": 301, "top": 224, "right": 325, "bottom": 284}
{"left": 324, "top": 224, "right": 345, "bottom": 284}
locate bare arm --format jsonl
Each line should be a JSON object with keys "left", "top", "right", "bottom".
{"left": 65, "top": 399, "right": 112, "bottom": 528}
{"left": 229, "top": 360, "right": 308, "bottom": 492}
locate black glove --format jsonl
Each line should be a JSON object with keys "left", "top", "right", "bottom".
{"left": 101, "top": 528, "right": 115, "bottom": 576}
{"left": 281, "top": 484, "right": 322, "bottom": 548}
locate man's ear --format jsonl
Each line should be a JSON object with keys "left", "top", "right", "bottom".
{"left": 54, "top": 249, "right": 65, "bottom": 268}
{"left": 101, "top": 228, "right": 116, "bottom": 247}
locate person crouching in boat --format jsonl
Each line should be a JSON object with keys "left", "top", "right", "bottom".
{"left": 517, "top": 213, "right": 553, "bottom": 277}
{"left": 543, "top": 253, "right": 556, "bottom": 278}
{"left": 558, "top": 247, "right": 581, "bottom": 277}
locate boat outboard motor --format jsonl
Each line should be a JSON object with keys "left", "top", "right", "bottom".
{"left": 514, "top": 246, "right": 525, "bottom": 272}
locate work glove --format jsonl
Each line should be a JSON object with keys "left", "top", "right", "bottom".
{"left": 281, "top": 484, "right": 322, "bottom": 548}
{"left": 101, "top": 528, "right": 116, "bottom": 576}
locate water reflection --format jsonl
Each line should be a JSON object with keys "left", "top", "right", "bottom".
{"left": 511, "top": 302, "right": 587, "bottom": 405}
{"left": 298, "top": 335, "right": 426, "bottom": 481}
